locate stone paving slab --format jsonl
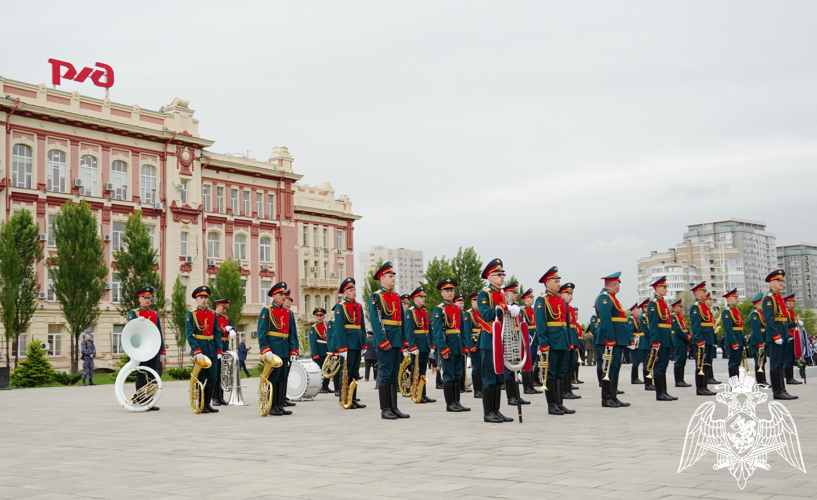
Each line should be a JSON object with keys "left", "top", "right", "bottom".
{"left": 0, "top": 361, "right": 814, "bottom": 499}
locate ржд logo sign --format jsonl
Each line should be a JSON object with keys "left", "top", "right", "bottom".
{"left": 47, "top": 59, "right": 114, "bottom": 89}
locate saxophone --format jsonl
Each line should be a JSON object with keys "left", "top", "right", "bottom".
{"left": 410, "top": 353, "right": 427, "bottom": 403}
{"left": 339, "top": 356, "right": 357, "bottom": 409}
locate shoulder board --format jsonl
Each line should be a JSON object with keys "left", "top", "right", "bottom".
{"left": 765, "top": 292, "right": 773, "bottom": 297}
{"left": 482, "top": 287, "right": 491, "bottom": 293}
{"left": 438, "top": 302, "right": 445, "bottom": 308}
{"left": 374, "top": 290, "right": 383, "bottom": 295}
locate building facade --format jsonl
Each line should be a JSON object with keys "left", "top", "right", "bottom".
{"left": 358, "top": 246, "right": 424, "bottom": 295}
{"left": 777, "top": 242, "right": 817, "bottom": 311}
{"left": 0, "top": 77, "right": 358, "bottom": 371}
{"left": 637, "top": 218, "right": 777, "bottom": 307}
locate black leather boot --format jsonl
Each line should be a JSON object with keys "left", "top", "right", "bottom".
{"left": 546, "top": 379, "right": 564, "bottom": 415}
{"left": 557, "top": 379, "right": 576, "bottom": 414}
{"left": 204, "top": 385, "right": 219, "bottom": 413}
{"left": 334, "top": 374, "right": 342, "bottom": 396}
{"left": 494, "top": 385, "right": 512, "bottom": 422}
{"left": 775, "top": 370, "right": 798, "bottom": 400}
{"left": 483, "top": 386, "right": 502, "bottom": 423}
{"left": 563, "top": 375, "right": 581, "bottom": 399}
{"left": 601, "top": 380, "right": 619, "bottom": 408}
{"left": 611, "top": 378, "right": 629, "bottom": 406}
{"left": 390, "top": 384, "right": 410, "bottom": 418}
{"left": 444, "top": 384, "right": 460, "bottom": 412}
{"left": 728, "top": 366, "right": 739, "bottom": 378}
{"left": 515, "top": 379, "right": 530, "bottom": 404}
{"left": 786, "top": 365, "right": 802, "bottom": 384}
{"left": 575, "top": 368, "right": 583, "bottom": 384}
{"left": 706, "top": 365, "right": 721, "bottom": 385}
{"left": 505, "top": 378, "right": 519, "bottom": 405}
{"left": 596, "top": 368, "right": 602, "bottom": 387}
{"left": 656, "top": 374, "right": 673, "bottom": 401}
{"left": 756, "top": 370, "right": 770, "bottom": 388}
{"left": 320, "top": 377, "right": 330, "bottom": 393}
{"left": 631, "top": 366, "right": 643, "bottom": 384}
{"left": 454, "top": 381, "right": 470, "bottom": 411}
{"left": 351, "top": 387, "right": 366, "bottom": 409}
{"left": 675, "top": 365, "right": 691, "bottom": 387}
{"left": 696, "top": 373, "right": 715, "bottom": 396}
{"left": 644, "top": 366, "right": 655, "bottom": 391}
{"left": 473, "top": 375, "right": 483, "bottom": 398}
{"left": 212, "top": 383, "right": 223, "bottom": 406}
{"left": 436, "top": 371, "right": 443, "bottom": 389}
{"left": 380, "top": 385, "right": 397, "bottom": 419}
{"left": 523, "top": 371, "right": 541, "bottom": 394}
{"left": 664, "top": 374, "right": 678, "bottom": 400}
{"left": 278, "top": 384, "right": 292, "bottom": 415}
{"left": 422, "top": 384, "right": 435, "bottom": 403}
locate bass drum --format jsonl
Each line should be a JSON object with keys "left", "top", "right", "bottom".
{"left": 466, "top": 356, "right": 473, "bottom": 389}
{"left": 287, "top": 359, "right": 322, "bottom": 401}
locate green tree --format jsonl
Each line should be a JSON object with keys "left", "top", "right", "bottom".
{"left": 48, "top": 200, "right": 108, "bottom": 373}
{"left": 451, "top": 247, "right": 484, "bottom": 301}
{"left": 10, "top": 340, "right": 53, "bottom": 387}
{"left": 169, "top": 275, "right": 188, "bottom": 365}
{"left": 0, "top": 209, "right": 43, "bottom": 368}
{"left": 112, "top": 211, "right": 165, "bottom": 322}
{"left": 799, "top": 308, "right": 817, "bottom": 337}
{"left": 418, "top": 256, "right": 454, "bottom": 311}
{"left": 737, "top": 299, "right": 755, "bottom": 336}
{"left": 208, "top": 259, "right": 245, "bottom": 338}
{"left": 361, "top": 258, "right": 383, "bottom": 324}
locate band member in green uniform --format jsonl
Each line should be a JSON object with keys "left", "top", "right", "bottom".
{"left": 627, "top": 302, "right": 644, "bottom": 385}
{"left": 433, "top": 278, "right": 470, "bottom": 412}
{"left": 704, "top": 292, "right": 721, "bottom": 385}
{"left": 308, "top": 308, "right": 332, "bottom": 393}
{"left": 281, "top": 290, "right": 299, "bottom": 408}
{"left": 535, "top": 266, "right": 575, "bottom": 415}
{"left": 257, "top": 282, "right": 299, "bottom": 416}
{"left": 561, "top": 282, "right": 581, "bottom": 400}
{"left": 502, "top": 281, "right": 529, "bottom": 407}
{"left": 748, "top": 293, "right": 769, "bottom": 388}
{"left": 720, "top": 288, "right": 745, "bottom": 378}
{"left": 213, "top": 298, "right": 237, "bottom": 406}
{"left": 464, "top": 292, "right": 483, "bottom": 398}
{"left": 328, "top": 292, "right": 343, "bottom": 396}
{"left": 127, "top": 286, "right": 166, "bottom": 411}
{"left": 670, "top": 298, "right": 692, "bottom": 387}
{"left": 401, "top": 294, "right": 411, "bottom": 313}
{"left": 454, "top": 294, "right": 472, "bottom": 394}
{"left": 638, "top": 299, "right": 654, "bottom": 391}
{"left": 185, "top": 285, "right": 224, "bottom": 414}
{"left": 403, "top": 286, "right": 436, "bottom": 404}
{"left": 334, "top": 278, "right": 367, "bottom": 409}
{"left": 477, "top": 258, "right": 514, "bottom": 423}
{"left": 784, "top": 294, "right": 802, "bottom": 385}
{"left": 594, "top": 272, "right": 630, "bottom": 408}
{"left": 646, "top": 276, "right": 676, "bottom": 401}
{"left": 762, "top": 270, "right": 797, "bottom": 400}
{"left": 369, "top": 263, "right": 410, "bottom": 420}
{"left": 520, "top": 289, "right": 541, "bottom": 395}
{"left": 690, "top": 282, "right": 716, "bottom": 396}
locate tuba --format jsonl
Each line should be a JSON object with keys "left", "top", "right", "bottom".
{"left": 321, "top": 352, "right": 341, "bottom": 379}
{"left": 114, "top": 317, "right": 163, "bottom": 411}
{"left": 258, "top": 352, "right": 283, "bottom": 416}
{"left": 220, "top": 350, "right": 247, "bottom": 406}
{"left": 398, "top": 353, "right": 413, "bottom": 397}
{"left": 190, "top": 354, "right": 212, "bottom": 414}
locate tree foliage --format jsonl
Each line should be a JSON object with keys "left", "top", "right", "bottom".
{"left": 418, "top": 256, "right": 454, "bottom": 311}
{"left": 10, "top": 341, "right": 53, "bottom": 387}
{"left": 0, "top": 209, "right": 43, "bottom": 368}
{"left": 451, "top": 247, "right": 484, "bottom": 301}
{"left": 112, "top": 210, "right": 165, "bottom": 321}
{"left": 361, "top": 258, "right": 383, "bottom": 324}
{"left": 48, "top": 200, "right": 108, "bottom": 373}
{"left": 208, "top": 259, "right": 246, "bottom": 330}
{"left": 169, "top": 275, "right": 189, "bottom": 364}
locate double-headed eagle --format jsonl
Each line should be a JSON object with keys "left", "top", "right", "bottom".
{"left": 678, "top": 368, "right": 805, "bottom": 489}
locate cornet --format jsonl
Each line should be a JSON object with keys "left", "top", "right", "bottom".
{"left": 645, "top": 348, "right": 658, "bottom": 380}
{"left": 538, "top": 351, "right": 549, "bottom": 390}
{"left": 757, "top": 345, "right": 766, "bottom": 373}
{"left": 696, "top": 345, "right": 706, "bottom": 376}
{"left": 601, "top": 345, "right": 613, "bottom": 381}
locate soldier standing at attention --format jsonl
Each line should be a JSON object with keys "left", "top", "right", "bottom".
{"left": 535, "top": 266, "right": 575, "bottom": 415}
{"left": 560, "top": 282, "right": 581, "bottom": 401}
{"left": 186, "top": 285, "right": 224, "bottom": 414}
{"left": 128, "top": 286, "right": 166, "bottom": 411}
{"left": 763, "top": 270, "right": 797, "bottom": 400}
{"left": 720, "top": 289, "right": 745, "bottom": 379}
{"left": 638, "top": 299, "right": 654, "bottom": 391}
{"left": 690, "top": 282, "right": 716, "bottom": 396}
{"left": 477, "top": 258, "right": 515, "bottom": 423}
{"left": 334, "top": 278, "right": 367, "bottom": 409}
{"left": 401, "top": 294, "right": 411, "bottom": 313}
{"left": 328, "top": 292, "right": 344, "bottom": 396}
{"left": 403, "top": 286, "right": 436, "bottom": 404}
{"left": 520, "top": 289, "right": 541, "bottom": 395}
{"left": 502, "top": 281, "right": 529, "bottom": 407}
{"left": 627, "top": 302, "right": 644, "bottom": 385}
{"left": 257, "top": 282, "right": 299, "bottom": 415}
{"left": 704, "top": 292, "right": 721, "bottom": 384}
{"left": 369, "top": 263, "right": 410, "bottom": 420}
{"left": 213, "top": 298, "right": 237, "bottom": 406}
{"left": 433, "top": 278, "right": 470, "bottom": 412}
{"left": 594, "top": 272, "right": 631, "bottom": 408}
{"left": 748, "top": 293, "right": 769, "bottom": 388}
{"left": 670, "top": 298, "right": 692, "bottom": 388}
{"left": 281, "top": 290, "right": 299, "bottom": 409}
{"left": 646, "top": 277, "right": 676, "bottom": 401}
{"left": 454, "top": 294, "right": 472, "bottom": 394}
{"left": 464, "top": 292, "right": 483, "bottom": 398}
{"left": 308, "top": 308, "right": 332, "bottom": 394}
{"left": 784, "top": 294, "right": 802, "bottom": 385}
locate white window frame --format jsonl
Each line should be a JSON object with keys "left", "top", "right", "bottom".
{"left": 112, "top": 221, "right": 126, "bottom": 252}
{"left": 231, "top": 189, "right": 238, "bottom": 214}
{"left": 216, "top": 186, "right": 224, "bottom": 213}
{"left": 47, "top": 269, "right": 56, "bottom": 301}
{"left": 180, "top": 231, "right": 188, "bottom": 256}
{"left": 207, "top": 232, "right": 220, "bottom": 259}
{"left": 336, "top": 230, "right": 344, "bottom": 250}
{"left": 202, "top": 185, "right": 211, "bottom": 212}
{"left": 48, "top": 214, "right": 58, "bottom": 246}
{"left": 179, "top": 179, "right": 188, "bottom": 204}
{"left": 259, "top": 237, "right": 271, "bottom": 262}
{"left": 234, "top": 234, "right": 247, "bottom": 260}
{"left": 180, "top": 276, "right": 189, "bottom": 298}
{"left": 256, "top": 192, "right": 263, "bottom": 218}
{"left": 112, "top": 325, "right": 125, "bottom": 354}
{"left": 243, "top": 191, "right": 250, "bottom": 216}
{"left": 261, "top": 280, "right": 272, "bottom": 306}
{"left": 111, "top": 273, "right": 122, "bottom": 303}
{"left": 12, "top": 144, "right": 32, "bottom": 189}
{"left": 147, "top": 226, "right": 156, "bottom": 249}
{"left": 47, "top": 331, "right": 62, "bottom": 356}
{"left": 111, "top": 160, "right": 128, "bottom": 201}
{"left": 47, "top": 150, "right": 66, "bottom": 193}
{"left": 267, "top": 194, "right": 274, "bottom": 219}
{"left": 140, "top": 164, "right": 157, "bottom": 205}
{"left": 80, "top": 155, "right": 98, "bottom": 197}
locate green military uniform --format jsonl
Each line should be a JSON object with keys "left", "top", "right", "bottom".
{"left": 403, "top": 286, "right": 436, "bottom": 404}
{"left": 126, "top": 305, "right": 165, "bottom": 395}
{"left": 432, "top": 278, "right": 470, "bottom": 412}
{"left": 535, "top": 266, "right": 575, "bottom": 415}
{"left": 748, "top": 293, "right": 768, "bottom": 386}
{"left": 784, "top": 296, "right": 802, "bottom": 385}
{"left": 334, "top": 278, "right": 367, "bottom": 410}
{"left": 213, "top": 301, "right": 236, "bottom": 406}
{"left": 689, "top": 282, "right": 716, "bottom": 396}
{"left": 594, "top": 272, "right": 630, "bottom": 408}
{"left": 638, "top": 302, "right": 654, "bottom": 391}
{"left": 308, "top": 307, "right": 332, "bottom": 393}
{"left": 670, "top": 298, "right": 691, "bottom": 387}
{"left": 646, "top": 277, "right": 676, "bottom": 401}
{"left": 185, "top": 285, "right": 224, "bottom": 413}
{"left": 721, "top": 288, "right": 746, "bottom": 378}
{"left": 761, "top": 270, "right": 797, "bottom": 400}
{"left": 627, "top": 305, "right": 644, "bottom": 385}
{"left": 463, "top": 292, "right": 483, "bottom": 398}
{"left": 520, "top": 289, "right": 541, "bottom": 395}
{"left": 257, "top": 282, "right": 299, "bottom": 415}
{"left": 562, "top": 283, "right": 582, "bottom": 401}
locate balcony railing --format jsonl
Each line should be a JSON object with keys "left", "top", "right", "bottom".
{"left": 301, "top": 277, "right": 340, "bottom": 289}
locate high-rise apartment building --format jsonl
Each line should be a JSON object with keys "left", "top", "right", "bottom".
{"left": 359, "top": 246, "right": 424, "bottom": 295}
{"left": 777, "top": 242, "right": 817, "bottom": 310}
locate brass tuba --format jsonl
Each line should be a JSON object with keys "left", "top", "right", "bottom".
{"left": 322, "top": 352, "right": 341, "bottom": 379}
{"left": 339, "top": 356, "right": 357, "bottom": 409}
{"left": 114, "top": 317, "right": 163, "bottom": 412}
{"left": 258, "top": 352, "right": 283, "bottom": 416}
{"left": 190, "top": 355, "right": 212, "bottom": 414}
{"left": 398, "top": 353, "right": 413, "bottom": 397}
{"left": 220, "top": 350, "right": 247, "bottom": 406}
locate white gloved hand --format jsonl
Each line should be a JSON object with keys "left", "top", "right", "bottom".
{"left": 361, "top": 349, "right": 367, "bottom": 356}
{"left": 217, "top": 353, "right": 222, "bottom": 360}
{"left": 263, "top": 351, "right": 274, "bottom": 362}
{"left": 290, "top": 355, "right": 296, "bottom": 362}
{"left": 509, "top": 304, "right": 520, "bottom": 317}
{"left": 159, "top": 354, "right": 165, "bottom": 362}
{"left": 195, "top": 353, "right": 204, "bottom": 363}
{"left": 402, "top": 350, "right": 409, "bottom": 358}
{"left": 775, "top": 338, "right": 783, "bottom": 345}
{"left": 410, "top": 348, "right": 419, "bottom": 355}
{"left": 228, "top": 326, "right": 236, "bottom": 339}
{"left": 429, "top": 348, "right": 435, "bottom": 357}
{"left": 339, "top": 351, "right": 348, "bottom": 360}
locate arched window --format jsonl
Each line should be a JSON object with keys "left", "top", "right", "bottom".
{"left": 12, "top": 144, "right": 32, "bottom": 189}
{"left": 111, "top": 160, "right": 128, "bottom": 200}
{"left": 140, "top": 165, "right": 157, "bottom": 204}
{"left": 234, "top": 234, "right": 246, "bottom": 260}
{"left": 207, "top": 232, "right": 220, "bottom": 258}
{"left": 47, "top": 150, "right": 66, "bottom": 192}
{"left": 259, "top": 237, "right": 271, "bottom": 262}
{"left": 80, "top": 155, "right": 98, "bottom": 197}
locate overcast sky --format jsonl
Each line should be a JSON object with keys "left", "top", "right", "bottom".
{"left": 4, "top": 1, "right": 817, "bottom": 320}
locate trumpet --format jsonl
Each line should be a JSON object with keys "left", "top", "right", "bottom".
{"left": 322, "top": 352, "right": 341, "bottom": 379}
{"left": 339, "top": 356, "right": 357, "bottom": 409}
{"left": 645, "top": 348, "right": 658, "bottom": 379}
{"left": 258, "top": 352, "right": 283, "bottom": 417}
{"left": 696, "top": 345, "right": 706, "bottom": 376}
{"left": 538, "top": 351, "right": 550, "bottom": 390}
{"left": 757, "top": 345, "right": 766, "bottom": 373}
{"left": 601, "top": 345, "right": 613, "bottom": 381}
{"left": 190, "top": 355, "right": 212, "bottom": 414}
{"left": 741, "top": 346, "right": 750, "bottom": 373}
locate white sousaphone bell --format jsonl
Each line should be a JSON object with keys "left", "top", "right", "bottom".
{"left": 114, "top": 317, "right": 163, "bottom": 411}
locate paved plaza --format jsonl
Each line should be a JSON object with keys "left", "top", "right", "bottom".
{"left": 1, "top": 359, "right": 815, "bottom": 500}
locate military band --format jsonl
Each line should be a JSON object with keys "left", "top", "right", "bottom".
{"left": 520, "top": 289, "right": 541, "bottom": 395}
{"left": 535, "top": 266, "right": 575, "bottom": 415}
{"left": 477, "top": 259, "right": 514, "bottom": 423}
{"left": 257, "top": 282, "right": 299, "bottom": 416}
{"left": 646, "top": 276, "right": 676, "bottom": 401}
{"left": 127, "top": 286, "right": 165, "bottom": 411}
{"left": 464, "top": 292, "right": 483, "bottom": 398}
{"left": 185, "top": 285, "right": 224, "bottom": 414}
{"left": 404, "top": 286, "right": 435, "bottom": 404}
{"left": 627, "top": 302, "right": 644, "bottom": 385}
{"left": 334, "top": 277, "right": 367, "bottom": 409}
{"left": 212, "top": 298, "right": 237, "bottom": 406}
{"left": 638, "top": 299, "right": 653, "bottom": 391}
{"left": 594, "top": 272, "right": 630, "bottom": 408}
{"left": 763, "top": 270, "right": 798, "bottom": 400}
{"left": 561, "top": 283, "right": 581, "bottom": 401}
{"left": 502, "top": 281, "right": 529, "bottom": 407}
{"left": 721, "top": 288, "right": 745, "bottom": 379}
{"left": 749, "top": 293, "right": 769, "bottom": 387}
{"left": 432, "top": 278, "right": 470, "bottom": 412}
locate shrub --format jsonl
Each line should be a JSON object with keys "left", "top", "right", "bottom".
{"left": 52, "top": 371, "right": 82, "bottom": 386}
{"left": 166, "top": 365, "right": 193, "bottom": 380}
{"left": 11, "top": 342, "right": 53, "bottom": 387}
